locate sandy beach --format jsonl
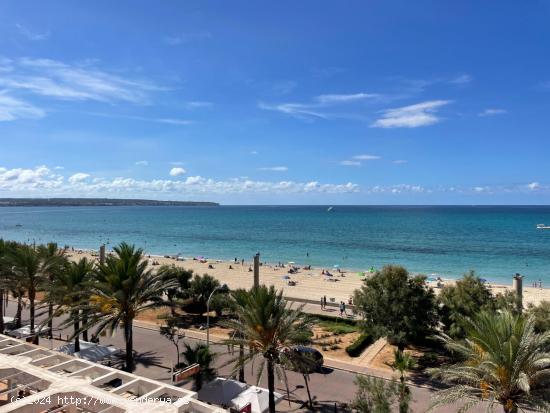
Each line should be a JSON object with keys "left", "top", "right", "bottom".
{"left": 68, "top": 249, "right": 550, "bottom": 308}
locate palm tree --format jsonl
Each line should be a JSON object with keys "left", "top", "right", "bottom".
{"left": 49, "top": 258, "right": 95, "bottom": 352}
{"left": 180, "top": 343, "right": 217, "bottom": 390}
{"left": 391, "top": 349, "right": 414, "bottom": 413}
{"left": 0, "top": 239, "right": 12, "bottom": 334}
{"left": 8, "top": 244, "right": 43, "bottom": 335}
{"left": 157, "top": 265, "right": 193, "bottom": 315}
{"left": 429, "top": 310, "right": 550, "bottom": 413}
{"left": 223, "top": 285, "right": 312, "bottom": 413}
{"left": 82, "top": 242, "right": 177, "bottom": 372}
{"left": 38, "top": 243, "right": 67, "bottom": 338}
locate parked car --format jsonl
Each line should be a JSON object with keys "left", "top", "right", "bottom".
{"left": 7, "top": 325, "right": 50, "bottom": 339}
{"left": 283, "top": 346, "right": 324, "bottom": 373}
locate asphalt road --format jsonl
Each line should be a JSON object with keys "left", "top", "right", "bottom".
{"left": 1, "top": 299, "right": 494, "bottom": 412}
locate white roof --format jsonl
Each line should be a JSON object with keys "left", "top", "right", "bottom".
{"left": 231, "top": 386, "right": 282, "bottom": 413}
{"left": 56, "top": 340, "right": 121, "bottom": 362}
{"left": 0, "top": 334, "right": 227, "bottom": 413}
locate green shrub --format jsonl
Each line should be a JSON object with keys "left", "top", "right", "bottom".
{"left": 318, "top": 320, "right": 359, "bottom": 335}
{"left": 346, "top": 334, "right": 373, "bottom": 357}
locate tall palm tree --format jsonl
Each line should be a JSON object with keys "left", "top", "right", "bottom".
{"left": 81, "top": 242, "right": 177, "bottom": 372}
{"left": 180, "top": 343, "right": 217, "bottom": 391}
{"left": 8, "top": 244, "right": 43, "bottom": 335}
{"left": 223, "top": 285, "right": 312, "bottom": 413}
{"left": 38, "top": 243, "right": 67, "bottom": 338}
{"left": 392, "top": 349, "right": 414, "bottom": 413}
{"left": 429, "top": 310, "right": 550, "bottom": 413}
{"left": 0, "top": 239, "right": 12, "bottom": 334}
{"left": 49, "top": 258, "right": 95, "bottom": 352}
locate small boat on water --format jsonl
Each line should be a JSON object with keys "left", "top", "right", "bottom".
{"left": 536, "top": 224, "right": 550, "bottom": 229}
{"left": 327, "top": 206, "right": 334, "bottom": 212}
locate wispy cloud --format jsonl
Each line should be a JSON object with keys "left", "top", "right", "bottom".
{"left": 449, "top": 74, "right": 473, "bottom": 84}
{"left": 184, "top": 101, "right": 212, "bottom": 109}
{"left": 259, "top": 92, "right": 378, "bottom": 120}
{"left": 135, "top": 160, "right": 149, "bottom": 166}
{"left": 15, "top": 24, "right": 50, "bottom": 41}
{"left": 258, "top": 166, "right": 288, "bottom": 172}
{"left": 169, "top": 167, "right": 186, "bottom": 177}
{"left": 353, "top": 154, "right": 381, "bottom": 160}
{"left": 155, "top": 118, "right": 194, "bottom": 125}
{"left": 479, "top": 108, "right": 507, "bottom": 117}
{"left": 339, "top": 160, "right": 361, "bottom": 166}
{"left": 0, "top": 57, "right": 162, "bottom": 104}
{"left": 68, "top": 172, "right": 90, "bottom": 184}
{"left": 392, "top": 160, "right": 407, "bottom": 164}
{"left": 371, "top": 100, "right": 451, "bottom": 128}
{"left": 316, "top": 93, "right": 378, "bottom": 103}
{"left": 163, "top": 32, "right": 212, "bottom": 46}
{"left": 0, "top": 93, "right": 45, "bottom": 121}
{"left": 527, "top": 182, "right": 540, "bottom": 190}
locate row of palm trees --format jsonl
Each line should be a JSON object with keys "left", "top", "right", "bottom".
{"left": 0, "top": 240, "right": 179, "bottom": 372}
{"left": 0, "top": 239, "right": 311, "bottom": 413}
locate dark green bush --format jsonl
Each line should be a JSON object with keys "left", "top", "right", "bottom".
{"left": 345, "top": 334, "right": 373, "bottom": 357}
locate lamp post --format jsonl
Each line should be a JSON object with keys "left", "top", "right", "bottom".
{"left": 206, "top": 283, "right": 228, "bottom": 346}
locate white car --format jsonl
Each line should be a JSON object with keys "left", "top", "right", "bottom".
{"left": 7, "top": 325, "right": 50, "bottom": 339}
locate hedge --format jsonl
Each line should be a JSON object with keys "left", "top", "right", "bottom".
{"left": 345, "top": 334, "right": 373, "bottom": 357}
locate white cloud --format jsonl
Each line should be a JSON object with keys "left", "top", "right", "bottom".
{"left": 527, "top": 182, "right": 540, "bottom": 190}
{"left": 135, "top": 160, "right": 149, "bottom": 166}
{"left": 250, "top": 151, "right": 258, "bottom": 155}
{"left": 449, "top": 74, "right": 473, "bottom": 84}
{"left": 392, "top": 160, "right": 407, "bottom": 164}
{"left": 155, "top": 118, "right": 194, "bottom": 125}
{"left": 0, "top": 57, "right": 161, "bottom": 104}
{"left": 169, "top": 167, "right": 186, "bottom": 177}
{"left": 0, "top": 166, "right": 359, "bottom": 196}
{"left": 184, "top": 101, "right": 212, "bottom": 109}
{"left": 53, "top": 166, "right": 64, "bottom": 170}
{"left": 15, "top": 24, "right": 50, "bottom": 41}
{"left": 353, "top": 154, "right": 381, "bottom": 160}
{"left": 259, "top": 92, "right": 378, "bottom": 120}
{"left": 258, "top": 166, "right": 288, "bottom": 172}
{"left": 371, "top": 100, "right": 451, "bottom": 128}
{"left": 340, "top": 160, "right": 361, "bottom": 166}
{"left": 68, "top": 173, "right": 90, "bottom": 184}
{"left": 315, "top": 93, "right": 378, "bottom": 103}
{"left": 0, "top": 93, "right": 45, "bottom": 121}
{"left": 479, "top": 108, "right": 507, "bottom": 117}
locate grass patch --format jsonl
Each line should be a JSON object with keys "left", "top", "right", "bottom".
{"left": 317, "top": 320, "right": 360, "bottom": 335}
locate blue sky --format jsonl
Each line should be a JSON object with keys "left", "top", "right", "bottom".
{"left": 0, "top": 1, "right": 549, "bottom": 204}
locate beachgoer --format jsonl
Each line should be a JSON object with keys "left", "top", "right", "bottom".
{"left": 248, "top": 266, "right": 252, "bottom": 272}
{"left": 339, "top": 301, "right": 345, "bottom": 317}
{"left": 241, "top": 259, "right": 244, "bottom": 266}
{"left": 323, "top": 295, "right": 327, "bottom": 309}
{"left": 320, "top": 297, "right": 324, "bottom": 310}
{"left": 234, "top": 257, "right": 237, "bottom": 263}
{"left": 229, "top": 265, "right": 233, "bottom": 270}
{"left": 342, "top": 302, "right": 347, "bottom": 316}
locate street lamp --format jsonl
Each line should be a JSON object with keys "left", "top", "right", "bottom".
{"left": 206, "top": 283, "right": 228, "bottom": 346}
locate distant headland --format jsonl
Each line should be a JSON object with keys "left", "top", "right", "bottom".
{"left": 0, "top": 198, "right": 219, "bottom": 207}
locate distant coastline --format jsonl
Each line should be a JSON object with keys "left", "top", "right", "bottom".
{"left": 0, "top": 198, "right": 219, "bottom": 207}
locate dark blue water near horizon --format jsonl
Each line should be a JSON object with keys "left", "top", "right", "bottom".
{"left": 0, "top": 205, "right": 549, "bottom": 284}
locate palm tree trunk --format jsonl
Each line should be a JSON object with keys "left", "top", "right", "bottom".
{"left": 73, "top": 312, "right": 80, "bottom": 353}
{"left": 303, "top": 374, "right": 313, "bottom": 409}
{"left": 0, "top": 290, "right": 4, "bottom": 334}
{"left": 29, "top": 295, "right": 35, "bottom": 333}
{"left": 238, "top": 343, "right": 245, "bottom": 382}
{"left": 15, "top": 295, "right": 22, "bottom": 329}
{"left": 48, "top": 302, "right": 53, "bottom": 339}
{"left": 124, "top": 318, "right": 134, "bottom": 372}
{"left": 81, "top": 310, "right": 89, "bottom": 341}
{"left": 267, "top": 359, "right": 276, "bottom": 413}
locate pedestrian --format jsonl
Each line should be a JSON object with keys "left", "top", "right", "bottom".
{"left": 339, "top": 301, "right": 344, "bottom": 317}
{"left": 323, "top": 295, "right": 327, "bottom": 309}
{"left": 241, "top": 258, "right": 244, "bottom": 266}
{"left": 320, "top": 297, "right": 324, "bottom": 310}
{"left": 342, "top": 301, "right": 347, "bottom": 316}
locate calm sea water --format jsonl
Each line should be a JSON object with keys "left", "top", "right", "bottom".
{"left": 0, "top": 205, "right": 549, "bottom": 284}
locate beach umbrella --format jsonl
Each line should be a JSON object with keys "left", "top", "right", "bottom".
{"left": 198, "top": 378, "right": 247, "bottom": 405}
{"left": 288, "top": 261, "right": 295, "bottom": 265}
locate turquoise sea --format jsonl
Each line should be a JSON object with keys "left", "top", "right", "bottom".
{"left": 0, "top": 205, "right": 549, "bottom": 285}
